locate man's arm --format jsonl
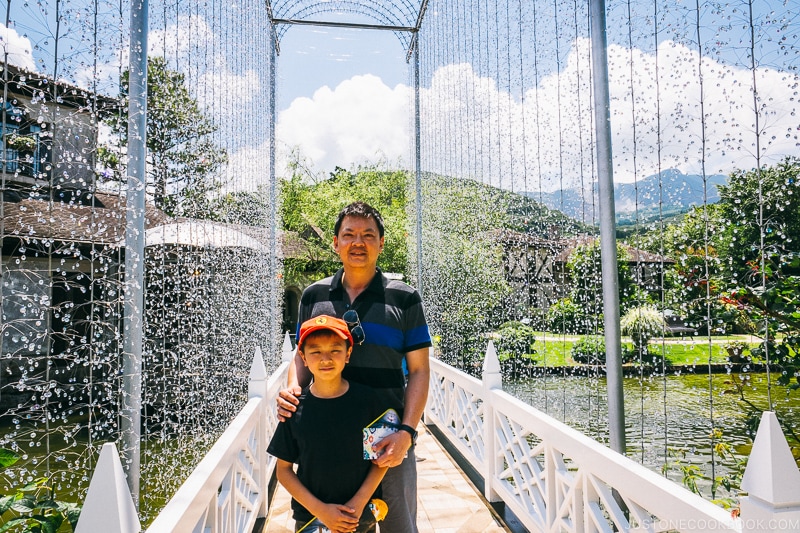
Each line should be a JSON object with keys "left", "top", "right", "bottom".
{"left": 277, "top": 349, "right": 313, "bottom": 421}
{"left": 401, "top": 346, "right": 431, "bottom": 429}
{"left": 371, "top": 346, "right": 430, "bottom": 468}
{"left": 275, "top": 459, "right": 360, "bottom": 533}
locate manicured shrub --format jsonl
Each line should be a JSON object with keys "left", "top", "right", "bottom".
{"left": 546, "top": 298, "right": 601, "bottom": 334}
{"left": 571, "top": 335, "right": 606, "bottom": 364}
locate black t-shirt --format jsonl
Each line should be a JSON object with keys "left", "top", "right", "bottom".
{"left": 267, "top": 381, "right": 385, "bottom": 523}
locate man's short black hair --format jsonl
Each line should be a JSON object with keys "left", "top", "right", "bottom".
{"left": 333, "top": 201, "right": 385, "bottom": 238}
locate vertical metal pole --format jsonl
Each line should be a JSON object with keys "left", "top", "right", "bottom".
{"left": 414, "top": 44, "right": 424, "bottom": 295}
{"left": 122, "top": 0, "right": 148, "bottom": 506}
{"left": 590, "top": 0, "right": 626, "bottom": 455}
{"left": 269, "top": 25, "right": 278, "bottom": 353}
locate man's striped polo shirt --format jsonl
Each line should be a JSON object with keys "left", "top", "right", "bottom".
{"left": 296, "top": 267, "right": 432, "bottom": 416}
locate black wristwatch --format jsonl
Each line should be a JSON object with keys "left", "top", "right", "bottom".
{"left": 398, "top": 424, "right": 418, "bottom": 445}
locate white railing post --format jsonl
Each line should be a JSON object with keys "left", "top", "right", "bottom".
{"left": 249, "top": 346, "right": 268, "bottom": 399}
{"left": 75, "top": 442, "right": 141, "bottom": 533}
{"left": 482, "top": 340, "right": 502, "bottom": 502}
{"left": 739, "top": 411, "right": 800, "bottom": 532}
{"left": 249, "top": 346, "right": 269, "bottom": 520}
{"left": 282, "top": 331, "right": 295, "bottom": 363}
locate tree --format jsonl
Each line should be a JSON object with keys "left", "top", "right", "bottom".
{"left": 279, "top": 166, "right": 410, "bottom": 278}
{"left": 621, "top": 305, "right": 667, "bottom": 360}
{"left": 716, "top": 158, "right": 800, "bottom": 281}
{"left": 640, "top": 159, "right": 800, "bottom": 389}
{"left": 566, "top": 240, "right": 633, "bottom": 317}
{"left": 99, "top": 56, "right": 228, "bottom": 217}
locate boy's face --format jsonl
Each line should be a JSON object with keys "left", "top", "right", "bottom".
{"left": 299, "top": 331, "right": 352, "bottom": 380}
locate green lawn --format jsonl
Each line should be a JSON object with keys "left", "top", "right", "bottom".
{"left": 522, "top": 333, "right": 755, "bottom": 366}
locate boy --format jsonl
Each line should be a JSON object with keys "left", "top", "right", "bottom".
{"left": 268, "top": 315, "right": 388, "bottom": 533}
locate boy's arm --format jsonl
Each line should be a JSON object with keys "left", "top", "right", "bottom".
{"left": 275, "top": 459, "right": 360, "bottom": 533}
{"left": 344, "top": 463, "right": 389, "bottom": 519}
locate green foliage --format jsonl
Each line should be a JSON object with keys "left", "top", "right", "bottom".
{"left": 419, "top": 175, "right": 518, "bottom": 365}
{"left": 566, "top": 240, "right": 636, "bottom": 315}
{"left": 718, "top": 160, "right": 800, "bottom": 391}
{"left": 620, "top": 305, "right": 666, "bottom": 355}
{"left": 546, "top": 298, "right": 600, "bottom": 334}
{"left": 716, "top": 159, "right": 800, "bottom": 279}
{"left": 570, "top": 335, "right": 606, "bottom": 364}
{"left": 0, "top": 449, "right": 80, "bottom": 533}
{"left": 4, "top": 134, "right": 36, "bottom": 152}
{"left": 279, "top": 166, "right": 410, "bottom": 281}
{"left": 100, "top": 56, "right": 228, "bottom": 217}
{"left": 209, "top": 187, "right": 271, "bottom": 226}
{"left": 662, "top": 429, "right": 746, "bottom": 509}
{"left": 494, "top": 321, "right": 537, "bottom": 359}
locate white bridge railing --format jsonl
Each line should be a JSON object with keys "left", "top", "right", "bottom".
{"left": 76, "top": 340, "right": 800, "bottom": 533}
{"left": 75, "top": 340, "right": 292, "bottom": 533}
{"left": 426, "top": 342, "right": 800, "bottom": 533}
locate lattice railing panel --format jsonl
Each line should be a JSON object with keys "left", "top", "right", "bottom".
{"left": 427, "top": 360, "right": 486, "bottom": 465}
{"left": 427, "top": 357, "right": 739, "bottom": 533}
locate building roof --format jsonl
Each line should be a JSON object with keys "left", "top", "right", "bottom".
{"left": 2, "top": 190, "right": 334, "bottom": 261}
{"left": 146, "top": 220, "right": 268, "bottom": 251}
{"left": 1, "top": 63, "right": 117, "bottom": 112}
{"left": 1, "top": 191, "right": 169, "bottom": 246}
{"left": 552, "top": 236, "right": 674, "bottom": 264}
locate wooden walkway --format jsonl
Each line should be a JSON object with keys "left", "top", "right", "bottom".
{"left": 265, "top": 423, "right": 510, "bottom": 532}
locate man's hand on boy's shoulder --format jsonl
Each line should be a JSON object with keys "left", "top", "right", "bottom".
{"left": 371, "top": 429, "right": 412, "bottom": 468}
{"left": 277, "top": 385, "right": 301, "bottom": 422}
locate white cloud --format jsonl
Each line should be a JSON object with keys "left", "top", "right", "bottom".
{"left": 0, "top": 23, "right": 36, "bottom": 71}
{"left": 416, "top": 37, "right": 800, "bottom": 193}
{"left": 148, "top": 15, "right": 262, "bottom": 112}
{"left": 224, "top": 141, "right": 272, "bottom": 191}
{"left": 275, "top": 74, "right": 412, "bottom": 178}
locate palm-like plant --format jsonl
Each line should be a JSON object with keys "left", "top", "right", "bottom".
{"left": 621, "top": 305, "right": 667, "bottom": 357}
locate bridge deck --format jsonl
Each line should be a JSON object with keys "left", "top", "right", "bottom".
{"left": 266, "top": 423, "right": 509, "bottom": 532}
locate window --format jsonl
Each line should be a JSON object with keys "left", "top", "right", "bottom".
{"left": 2, "top": 102, "right": 51, "bottom": 180}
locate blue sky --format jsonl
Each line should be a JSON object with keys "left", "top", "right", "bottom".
{"left": 3, "top": 1, "right": 799, "bottom": 188}
{"left": 275, "top": 24, "right": 411, "bottom": 109}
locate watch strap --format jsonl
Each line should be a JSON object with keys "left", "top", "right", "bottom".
{"left": 398, "top": 424, "right": 418, "bottom": 444}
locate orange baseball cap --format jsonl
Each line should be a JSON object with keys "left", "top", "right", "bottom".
{"left": 297, "top": 315, "right": 353, "bottom": 347}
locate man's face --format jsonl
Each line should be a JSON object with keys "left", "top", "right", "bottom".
{"left": 333, "top": 215, "right": 384, "bottom": 270}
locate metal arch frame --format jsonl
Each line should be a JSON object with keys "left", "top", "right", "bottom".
{"left": 265, "top": 0, "right": 429, "bottom": 61}
{"left": 262, "top": 0, "right": 431, "bottom": 357}
{"left": 262, "top": 0, "right": 623, "bottom": 459}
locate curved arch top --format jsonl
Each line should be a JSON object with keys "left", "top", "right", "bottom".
{"left": 267, "top": 0, "right": 429, "bottom": 56}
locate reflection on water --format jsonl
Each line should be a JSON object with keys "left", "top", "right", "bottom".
{"left": 504, "top": 372, "right": 800, "bottom": 497}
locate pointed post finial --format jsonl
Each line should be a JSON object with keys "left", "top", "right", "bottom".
{"left": 741, "top": 411, "right": 800, "bottom": 503}
{"left": 75, "top": 443, "right": 140, "bottom": 533}
{"left": 282, "top": 332, "right": 294, "bottom": 362}
{"left": 739, "top": 411, "right": 800, "bottom": 532}
{"left": 249, "top": 346, "right": 268, "bottom": 399}
{"left": 482, "top": 340, "right": 502, "bottom": 390}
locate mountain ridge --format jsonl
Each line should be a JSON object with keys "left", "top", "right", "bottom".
{"left": 527, "top": 169, "right": 727, "bottom": 223}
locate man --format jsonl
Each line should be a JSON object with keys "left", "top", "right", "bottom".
{"left": 278, "top": 201, "right": 432, "bottom": 533}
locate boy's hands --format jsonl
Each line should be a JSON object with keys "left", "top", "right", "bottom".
{"left": 370, "top": 429, "right": 412, "bottom": 468}
{"left": 316, "top": 503, "right": 360, "bottom": 533}
{"left": 276, "top": 385, "right": 301, "bottom": 422}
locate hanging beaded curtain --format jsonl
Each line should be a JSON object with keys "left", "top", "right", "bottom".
{"left": 0, "top": 0, "right": 276, "bottom": 524}
{"left": 416, "top": 0, "right": 800, "bottom": 503}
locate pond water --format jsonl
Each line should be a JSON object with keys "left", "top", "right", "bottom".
{"left": 504, "top": 372, "right": 800, "bottom": 500}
